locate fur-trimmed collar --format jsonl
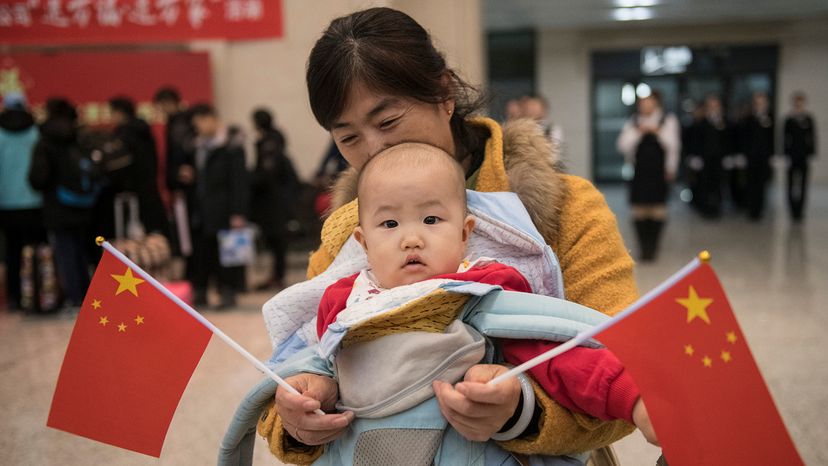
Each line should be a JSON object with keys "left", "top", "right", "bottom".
{"left": 329, "top": 117, "right": 566, "bottom": 245}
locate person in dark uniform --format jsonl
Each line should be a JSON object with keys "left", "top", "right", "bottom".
{"left": 783, "top": 92, "right": 817, "bottom": 222}
{"left": 189, "top": 103, "right": 250, "bottom": 308}
{"left": 616, "top": 91, "right": 680, "bottom": 261}
{"left": 737, "top": 92, "right": 774, "bottom": 220}
{"left": 686, "top": 95, "right": 734, "bottom": 219}
{"left": 250, "top": 108, "right": 298, "bottom": 289}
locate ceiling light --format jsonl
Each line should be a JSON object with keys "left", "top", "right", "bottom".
{"left": 615, "top": 0, "right": 659, "bottom": 7}
{"left": 613, "top": 7, "right": 653, "bottom": 21}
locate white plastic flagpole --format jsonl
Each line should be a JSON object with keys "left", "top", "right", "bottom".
{"left": 98, "top": 238, "right": 325, "bottom": 415}
{"left": 489, "top": 254, "right": 705, "bottom": 386}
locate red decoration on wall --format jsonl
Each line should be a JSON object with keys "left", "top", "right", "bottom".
{"left": 0, "top": 0, "right": 283, "bottom": 45}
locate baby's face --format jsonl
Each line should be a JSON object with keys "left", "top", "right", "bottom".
{"left": 355, "top": 166, "right": 474, "bottom": 289}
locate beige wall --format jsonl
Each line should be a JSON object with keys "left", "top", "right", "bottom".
{"left": 191, "top": 0, "right": 483, "bottom": 180}
{"left": 538, "top": 18, "right": 828, "bottom": 183}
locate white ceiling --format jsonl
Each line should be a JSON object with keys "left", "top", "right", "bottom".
{"left": 484, "top": 0, "right": 828, "bottom": 31}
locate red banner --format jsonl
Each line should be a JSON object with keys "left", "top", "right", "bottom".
{"left": 0, "top": 0, "right": 282, "bottom": 45}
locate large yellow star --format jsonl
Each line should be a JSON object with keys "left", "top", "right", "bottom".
{"left": 676, "top": 286, "right": 713, "bottom": 324}
{"left": 91, "top": 299, "right": 102, "bottom": 310}
{"left": 111, "top": 268, "right": 145, "bottom": 297}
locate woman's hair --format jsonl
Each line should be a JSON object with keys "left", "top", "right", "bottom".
{"left": 306, "top": 7, "right": 485, "bottom": 155}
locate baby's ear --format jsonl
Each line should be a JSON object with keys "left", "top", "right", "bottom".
{"left": 354, "top": 226, "right": 368, "bottom": 251}
{"left": 461, "top": 215, "right": 475, "bottom": 242}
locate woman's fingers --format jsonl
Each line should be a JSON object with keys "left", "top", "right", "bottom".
{"left": 274, "top": 374, "right": 353, "bottom": 446}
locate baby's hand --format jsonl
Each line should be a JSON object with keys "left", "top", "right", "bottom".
{"left": 275, "top": 373, "right": 353, "bottom": 446}
{"left": 632, "top": 398, "right": 660, "bottom": 446}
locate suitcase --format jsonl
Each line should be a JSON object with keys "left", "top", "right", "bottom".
{"left": 20, "top": 244, "right": 61, "bottom": 313}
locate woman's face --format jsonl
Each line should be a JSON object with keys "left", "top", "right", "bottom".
{"left": 330, "top": 82, "right": 455, "bottom": 169}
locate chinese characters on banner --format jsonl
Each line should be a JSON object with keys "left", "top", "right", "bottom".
{"left": 0, "top": 0, "right": 282, "bottom": 44}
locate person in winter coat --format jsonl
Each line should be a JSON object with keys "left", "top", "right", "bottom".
{"left": 250, "top": 108, "right": 298, "bottom": 289}
{"left": 188, "top": 103, "right": 250, "bottom": 309}
{"left": 256, "top": 8, "right": 647, "bottom": 466}
{"left": 783, "top": 92, "right": 818, "bottom": 222}
{"left": 101, "top": 96, "right": 168, "bottom": 237}
{"left": 0, "top": 93, "right": 45, "bottom": 310}
{"left": 616, "top": 91, "right": 680, "bottom": 261}
{"left": 28, "top": 98, "right": 95, "bottom": 308}
{"left": 686, "top": 95, "right": 735, "bottom": 219}
{"left": 737, "top": 92, "right": 774, "bottom": 220}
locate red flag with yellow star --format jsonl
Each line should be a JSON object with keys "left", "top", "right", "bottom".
{"left": 47, "top": 249, "right": 212, "bottom": 457}
{"left": 597, "top": 262, "right": 803, "bottom": 465}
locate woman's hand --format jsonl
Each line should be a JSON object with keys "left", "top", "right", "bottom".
{"left": 275, "top": 373, "right": 354, "bottom": 446}
{"left": 432, "top": 364, "right": 521, "bottom": 442}
{"left": 632, "top": 398, "right": 660, "bottom": 446}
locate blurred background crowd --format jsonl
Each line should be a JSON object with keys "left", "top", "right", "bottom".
{"left": 0, "top": 82, "right": 816, "bottom": 315}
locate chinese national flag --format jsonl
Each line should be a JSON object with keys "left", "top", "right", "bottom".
{"left": 48, "top": 249, "right": 212, "bottom": 457}
{"left": 597, "top": 263, "right": 803, "bottom": 465}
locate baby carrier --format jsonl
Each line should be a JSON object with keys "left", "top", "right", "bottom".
{"left": 218, "top": 190, "right": 626, "bottom": 466}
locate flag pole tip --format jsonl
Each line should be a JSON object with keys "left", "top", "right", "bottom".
{"left": 95, "top": 236, "right": 105, "bottom": 246}
{"left": 698, "top": 250, "right": 711, "bottom": 262}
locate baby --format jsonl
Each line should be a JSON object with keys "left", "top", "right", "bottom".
{"left": 310, "top": 142, "right": 649, "bottom": 437}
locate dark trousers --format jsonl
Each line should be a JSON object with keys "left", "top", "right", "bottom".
{"left": 49, "top": 228, "right": 92, "bottom": 306}
{"left": 787, "top": 161, "right": 810, "bottom": 220}
{"left": 189, "top": 232, "right": 245, "bottom": 298}
{"left": 746, "top": 165, "right": 769, "bottom": 220}
{"left": 264, "top": 231, "right": 288, "bottom": 282}
{"left": 0, "top": 209, "right": 46, "bottom": 309}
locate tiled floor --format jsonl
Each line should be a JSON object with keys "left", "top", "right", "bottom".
{"left": 1, "top": 182, "right": 825, "bottom": 465}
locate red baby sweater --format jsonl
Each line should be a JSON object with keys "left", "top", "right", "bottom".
{"left": 316, "top": 262, "right": 640, "bottom": 423}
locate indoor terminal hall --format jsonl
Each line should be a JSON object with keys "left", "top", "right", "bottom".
{"left": 1, "top": 1, "right": 826, "bottom": 465}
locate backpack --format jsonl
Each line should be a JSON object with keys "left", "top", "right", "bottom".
{"left": 55, "top": 143, "right": 103, "bottom": 209}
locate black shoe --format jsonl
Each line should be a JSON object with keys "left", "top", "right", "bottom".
{"left": 193, "top": 289, "right": 208, "bottom": 307}
{"left": 217, "top": 289, "right": 237, "bottom": 310}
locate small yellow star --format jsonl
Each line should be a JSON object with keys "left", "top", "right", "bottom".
{"left": 118, "top": 323, "right": 127, "bottom": 332}
{"left": 702, "top": 355, "right": 712, "bottom": 367}
{"left": 726, "top": 331, "right": 738, "bottom": 344}
{"left": 676, "top": 286, "right": 713, "bottom": 325}
{"left": 91, "top": 299, "right": 102, "bottom": 310}
{"left": 111, "top": 267, "right": 145, "bottom": 297}
{"left": 721, "top": 350, "right": 732, "bottom": 363}
{"left": 684, "top": 344, "right": 695, "bottom": 356}
{"left": 99, "top": 316, "right": 109, "bottom": 326}
{"left": 134, "top": 315, "right": 144, "bottom": 325}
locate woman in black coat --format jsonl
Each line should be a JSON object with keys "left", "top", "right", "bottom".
{"left": 250, "top": 109, "right": 298, "bottom": 289}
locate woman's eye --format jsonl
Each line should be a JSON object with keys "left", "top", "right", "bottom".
{"left": 339, "top": 135, "right": 356, "bottom": 145}
{"left": 423, "top": 216, "right": 439, "bottom": 225}
{"left": 379, "top": 117, "right": 399, "bottom": 129}
{"left": 382, "top": 220, "right": 398, "bottom": 228}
